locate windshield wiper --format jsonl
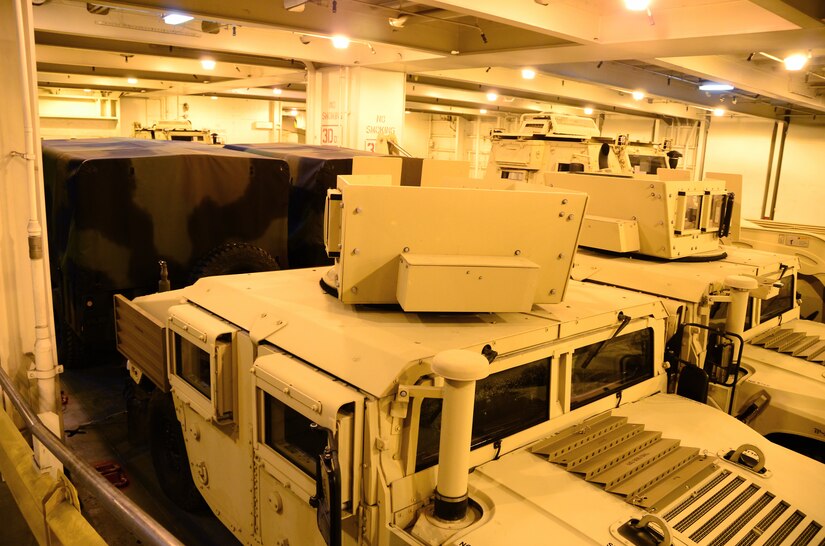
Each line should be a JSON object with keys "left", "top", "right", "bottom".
{"left": 579, "top": 312, "right": 632, "bottom": 370}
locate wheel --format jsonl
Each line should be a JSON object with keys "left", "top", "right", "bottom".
{"left": 148, "top": 391, "right": 205, "bottom": 511}
{"left": 188, "top": 242, "right": 280, "bottom": 284}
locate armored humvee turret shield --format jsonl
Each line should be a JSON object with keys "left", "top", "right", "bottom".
{"left": 43, "top": 138, "right": 290, "bottom": 366}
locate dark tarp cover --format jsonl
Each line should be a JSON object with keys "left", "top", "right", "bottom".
{"left": 42, "top": 138, "right": 290, "bottom": 354}
{"left": 225, "top": 143, "right": 424, "bottom": 268}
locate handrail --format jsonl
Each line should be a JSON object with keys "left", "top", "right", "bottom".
{"left": 0, "top": 365, "right": 184, "bottom": 546}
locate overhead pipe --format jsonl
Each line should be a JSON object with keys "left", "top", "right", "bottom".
{"left": 12, "top": 0, "right": 59, "bottom": 427}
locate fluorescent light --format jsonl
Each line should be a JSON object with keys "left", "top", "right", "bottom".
{"left": 713, "top": 108, "right": 725, "bottom": 116}
{"left": 404, "top": 110, "right": 411, "bottom": 114}
{"left": 127, "top": 77, "right": 138, "bottom": 84}
{"left": 699, "top": 82, "right": 733, "bottom": 91}
{"left": 783, "top": 53, "right": 808, "bottom": 71}
{"left": 521, "top": 68, "right": 536, "bottom": 80}
{"left": 201, "top": 59, "right": 216, "bottom": 70}
{"left": 624, "top": 0, "right": 649, "bottom": 11}
{"left": 210, "top": 96, "right": 218, "bottom": 100}
{"left": 290, "top": 108, "right": 298, "bottom": 116}
{"left": 480, "top": 109, "right": 488, "bottom": 114}
{"left": 583, "top": 107, "right": 594, "bottom": 115}
{"left": 631, "top": 90, "right": 645, "bottom": 101}
{"left": 272, "top": 88, "right": 283, "bottom": 95}
{"left": 486, "top": 91, "right": 498, "bottom": 101}
{"left": 331, "top": 35, "right": 350, "bottom": 49}
{"left": 83, "top": 88, "right": 91, "bottom": 93}
{"left": 163, "top": 13, "right": 193, "bottom": 25}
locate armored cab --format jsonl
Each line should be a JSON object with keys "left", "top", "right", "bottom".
{"left": 43, "top": 138, "right": 290, "bottom": 365}
{"left": 556, "top": 170, "right": 825, "bottom": 461}
{"left": 115, "top": 175, "right": 824, "bottom": 546}
{"left": 485, "top": 113, "right": 675, "bottom": 182}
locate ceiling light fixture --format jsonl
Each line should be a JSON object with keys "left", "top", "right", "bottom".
{"left": 210, "top": 95, "right": 218, "bottom": 100}
{"left": 83, "top": 88, "right": 92, "bottom": 93}
{"left": 331, "top": 35, "right": 350, "bottom": 49}
{"left": 583, "top": 107, "right": 594, "bottom": 115}
{"left": 388, "top": 15, "right": 408, "bottom": 28}
{"left": 698, "top": 82, "right": 733, "bottom": 91}
{"left": 163, "top": 13, "right": 193, "bottom": 25}
{"left": 201, "top": 59, "right": 216, "bottom": 70}
{"left": 127, "top": 77, "right": 138, "bottom": 84}
{"left": 783, "top": 53, "right": 809, "bottom": 71}
{"left": 290, "top": 108, "right": 299, "bottom": 116}
{"left": 713, "top": 108, "right": 725, "bottom": 116}
{"left": 486, "top": 91, "right": 498, "bottom": 101}
{"left": 631, "top": 90, "right": 645, "bottom": 101}
{"left": 757, "top": 50, "right": 811, "bottom": 72}
{"left": 480, "top": 108, "right": 488, "bottom": 114}
{"left": 521, "top": 68, "right": 537, "bottom": 80}
{"left": 272, "top": 88, "right": 283, "bottom": 95}
{"left": 624, "top": 0, "right": 650, "bottom": 11}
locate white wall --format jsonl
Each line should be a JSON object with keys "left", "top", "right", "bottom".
{"left": 121, "top": 95, "right": 281, "bottom": 144}
{"left": 403, "top": 112, "right": 519, "bottom": 178}
{"left": 38, "top": 93, "right": 292, "bottom": 145}
{"left": 600, "top": 114, "right": 655, "bottom": 142}
{"left": 703, "top": 117, "right": 777, "bottom": 219}
{"left": 772, "top": 121, "right": 825, "bottom": 225}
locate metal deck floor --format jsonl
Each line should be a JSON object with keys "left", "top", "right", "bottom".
{"left": 53, "top": 364, "right": 240, "bottom": 545}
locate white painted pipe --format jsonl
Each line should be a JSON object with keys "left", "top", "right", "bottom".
{"left": 13, "top": 0, "right": 58, "bottom": 421}
{"left": 724, "top": 275, "right": 759, "bottom": 337}
{"left": 431, "top": 349, "right": 489, "bottom": 521}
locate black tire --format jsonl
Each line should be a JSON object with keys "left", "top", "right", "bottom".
{"left": 148, "top": 391, "right": 205, "bottom": 511}
{"left": 188, "top": 242, "right": 280, "bottom": 284}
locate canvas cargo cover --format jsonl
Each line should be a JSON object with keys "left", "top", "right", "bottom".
{"left": 225, "top": 143, "right": 426, "bottom": 267}
{"left": 43, "top": 138, "right": 290, "bottom": 346}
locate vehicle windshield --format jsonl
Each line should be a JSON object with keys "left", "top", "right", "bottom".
{"left": 760, "top": 275, "right": 795, "bottom": 323}
{"left": 571, "top": 328, "right": 654, "bottom": 409}
{"left": 629, "top": 154, "right": 667, "bottom": 175}
{"left": 709, "top": 299, "right": 753, "bottom": 332}
{"left": 416, "top": 356, "right": 550, "bottom": 471}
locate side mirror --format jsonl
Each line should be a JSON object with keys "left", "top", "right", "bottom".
{"left": 310, "top": 442, "right": 341, "bottom": 546}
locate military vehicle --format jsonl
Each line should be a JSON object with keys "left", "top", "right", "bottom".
{"left": 735, "top": 219, "right": 825, "bottom": 323}
{"left": 115, "top": 175, "right": 824, "bottom": 545}
{"left": 43, "top": 138, "right": 290, "bottom": 366}
{"left": 548, "top": 171, "right": 825, "bottom": 462}
{"left": 485, "top": 112, "right": 678, "bottom": 182}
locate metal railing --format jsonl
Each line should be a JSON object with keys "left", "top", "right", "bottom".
{"left": 0, "top": 364, "right": 184, "bottom": 546}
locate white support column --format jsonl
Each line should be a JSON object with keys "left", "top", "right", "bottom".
{"left": 312, "top": 66, "right": 405, "bottom": 151}
{"left": 2, "top": 0, "right": 62, "bottom": 465}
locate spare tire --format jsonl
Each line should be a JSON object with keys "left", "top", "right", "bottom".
{"left": 188, "top": 242, "right": 280, "bottom": 284}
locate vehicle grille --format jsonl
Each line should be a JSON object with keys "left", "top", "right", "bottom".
{"left": 532, "top": 413, "right": 824, "bottom": 545}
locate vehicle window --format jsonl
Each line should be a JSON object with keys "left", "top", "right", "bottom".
{"left": 629, "top": 154, "right": 667, "bottom": 175}
{"left": 760, "top": 276, "right": 795, "bottom": 323}
{"left": 416, "top": 357, "right": 551, "bottom": 471}
{"left": 709, "top": 299, "right": 753, "bottom": 332}
{"left": 261, "top": 392, "right": 328, "bottom": 477}
{"left": 174, "top": 334, "right": 211, "bottom": 399}
{"left": 707, "top": 194, "right": 726, "bottom": 232}
{"left": 571, "top": 328, "right": 654, "bottom": 409}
